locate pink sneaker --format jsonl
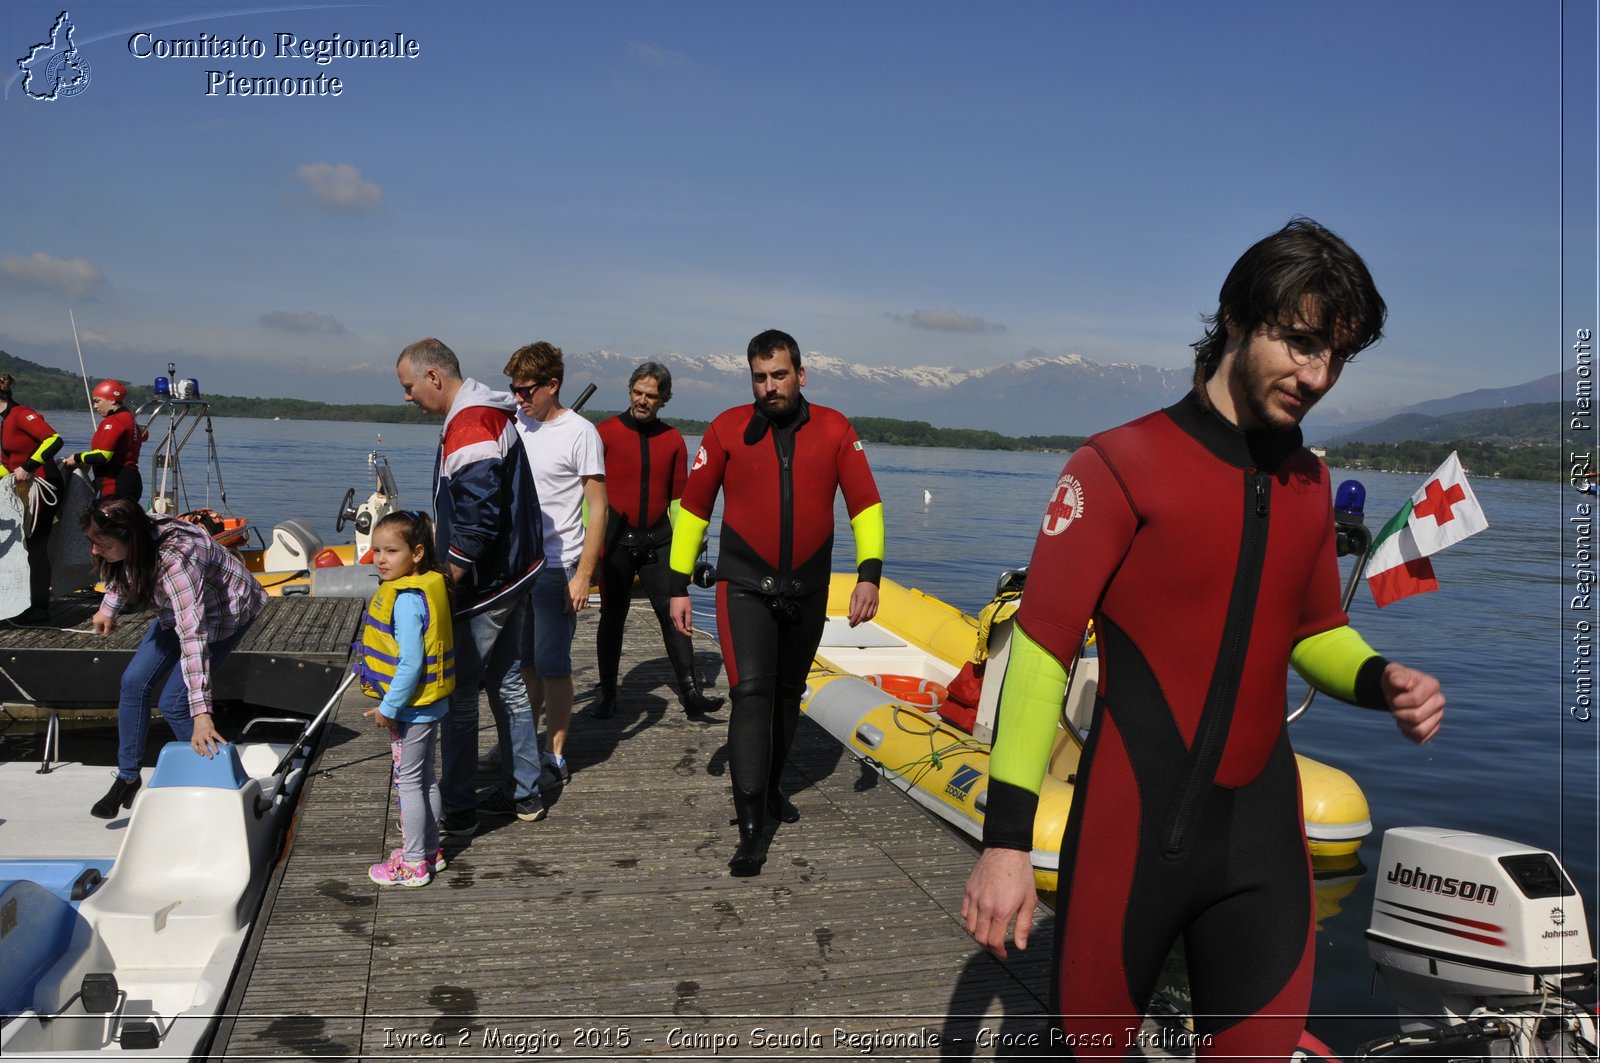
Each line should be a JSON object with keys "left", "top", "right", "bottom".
{"left": 390, "top": 847, "right": 446, "bottom": 874}
{"left": 369, "top": 852, "right": 431, "bottom": 888}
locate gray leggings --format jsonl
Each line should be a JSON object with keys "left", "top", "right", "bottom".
{"left": 390, "top": 720, "right": 441, "bottom": 864}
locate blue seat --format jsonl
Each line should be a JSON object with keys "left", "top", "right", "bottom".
{"left": 148, "top": 741, "right": 250, "bottom": 790}
{"left": 0, "top": 877, "right": 83, "bottom": 1016}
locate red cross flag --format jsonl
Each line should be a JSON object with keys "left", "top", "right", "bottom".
{"left": 1365, "top": 452, "right": 1489, "bottom": 608}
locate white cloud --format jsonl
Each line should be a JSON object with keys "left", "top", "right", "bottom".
{"left": 294, "top": 162, "right": 383, "bottom": 213}
{"left": 892, "top": 308, "right": 1006, "bottom": 333}
{"left": 0, "top": 252, "right": 108, "bottom": 300}
{"left": 260, "top": 309, "right": 349, "bottom": 335}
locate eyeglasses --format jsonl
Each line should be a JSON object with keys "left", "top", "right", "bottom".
{"left": 512, "top": 380, "right": 549, "bottom": 399}
{"left": 1286, "top": 347, "right": 1355, "bottom": 370}
{"left": 1277, "top": 330, "right": 1355, "bottom": 370}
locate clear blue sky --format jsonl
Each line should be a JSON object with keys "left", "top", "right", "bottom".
{"left": 0, "top": 1, "right": 1585, "bottom": 416}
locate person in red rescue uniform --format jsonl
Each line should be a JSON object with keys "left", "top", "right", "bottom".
{"left": 593, "top": 362, "right": 724, "bottom": 720}
{"left": 961, "top": 219, "right": 1447, "bottom": 1058}
{"left": 62, "top": 379, "right": 144, "bottom": 502}
{"left": 668, "top": 329, "right": 884, "bottom": 877}
{"left": 0, "top": 373, "right": 66, "bottom": 625}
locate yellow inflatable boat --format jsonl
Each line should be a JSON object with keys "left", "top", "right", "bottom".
{"left": 803, "top": 573, "right": 1373, "bottom": 894}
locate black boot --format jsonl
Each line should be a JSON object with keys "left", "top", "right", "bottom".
{"left": 593, "top": 685, "right": 617, "bottom": 720}
{"left": 91, "top": 775, "right": 141, "bottom": 819}
{"left": 728, "top": 792, "right": 766, "bottom": 877}
{"left": 678, "top": 672, "right": 725, "bottom": 717}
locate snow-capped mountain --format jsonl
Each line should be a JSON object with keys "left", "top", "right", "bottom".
{"left": 564, "top": 349, "right": 1192, "bottom": 436}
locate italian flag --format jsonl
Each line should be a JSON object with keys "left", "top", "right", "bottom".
{"left": 1366, "top": 452, "right": 1488, "bottom": 608}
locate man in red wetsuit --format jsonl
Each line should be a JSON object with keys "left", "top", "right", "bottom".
{"left": 594, "top": 362, "right": 724, "bottom": 720}
{"left": 63, "top": 379, "right": 143, "bottom": 501}
{"left": 962, "top": 219, "right": 1446, "bottom": 1057}
{"left": 669, "top": 329, "right": 884, "bottom": 876}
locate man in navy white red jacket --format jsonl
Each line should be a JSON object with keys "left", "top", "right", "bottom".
{"left": 398, "top": 338, "right": 547, "bottom": 836}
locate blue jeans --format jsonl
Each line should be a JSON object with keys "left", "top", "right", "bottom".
{"left": 116, "top": 619, "right": 252, "bottom": 780}
{"left": 521, "top": 563, "right": 578, "bottom": 678}
{"left": 440, "top": 593, "right": 542, "bottom": 814}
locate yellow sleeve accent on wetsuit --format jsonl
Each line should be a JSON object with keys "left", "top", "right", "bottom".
{"left": 988, "top": 624, "right": 1071, "bottom": 797}
{"left": 29, "top": 433, "right": 62, "bottom": 465}
{"left": 77, "top": 447, "right": 114, "bottom": 465}
{"left": 669, "top": 498, "right": 681, "bottom": 526}
{"left": 669, "top": 509, "right": 710, "bottom": 577}
{"left": 850, "top": 501, "right": 885, "bottom": 568}
{"left": 1291, "top": 625, "right": 1380, "bottom": 703}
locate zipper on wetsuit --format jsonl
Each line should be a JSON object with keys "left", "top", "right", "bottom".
{"left": 774, "top": 428, "right": 795, "bottom": 581}
{"left": 1165, "top": 467, "right": 1271, "bottom": 858}
{"left": 637, "top": 426, "right": 651, "bottom": 529}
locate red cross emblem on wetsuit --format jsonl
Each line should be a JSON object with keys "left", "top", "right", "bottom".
{"left": 1413, "top": 479, "right": 1466, "bottom": 526}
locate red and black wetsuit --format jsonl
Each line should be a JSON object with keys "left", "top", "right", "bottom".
{"left": 75, "top": 407, "right": 143, "bottom": 501}
{"left": 986, "top": 393, "right": 1387, "bottom": 1055}
{"left": 1, "top": 402, "right": 65, "bottom": 616}
{"left": 670, "top": 398, "right": 882, "bottom": 821}
{"left": 595, "top": 411, "right": 694, "bottom": 695}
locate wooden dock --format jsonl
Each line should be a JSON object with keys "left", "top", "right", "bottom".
{"left": 0, "top": 594, "right": 362, "bottom": 714}
{"left": 216, "top": 604, "right": 1063, "bottom": 1061}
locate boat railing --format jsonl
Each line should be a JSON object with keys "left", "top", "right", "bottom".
{"left": 267, "top": 672, "right": 354, "bottom": 778}
{"left": 35, "top": 709, "right": 61, "bottom": 774}
{"left": 1286, "top": 481, "right": 1374, "bottom": 725}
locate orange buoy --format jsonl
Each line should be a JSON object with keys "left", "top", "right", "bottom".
{"left": 864, "top": 673, "right": 948, "bottom": 710}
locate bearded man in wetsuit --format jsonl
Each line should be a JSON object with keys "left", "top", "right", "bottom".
{"left": 594, "top": 362, "right": 724, "bottom": 720}
{"left": 962, "top": 218, "right": 1446, "bottom": 1057}
{"left": 668, "top": 330, "right": 884, "bottom": 877}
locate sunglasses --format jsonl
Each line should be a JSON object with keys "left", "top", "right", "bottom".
{"left": 511, "top": 380, "right": 550, "bottom": 400}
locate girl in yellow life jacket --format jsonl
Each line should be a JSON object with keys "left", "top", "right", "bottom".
{"left": 360, "top": 511, "right": 456, "bottom": 888}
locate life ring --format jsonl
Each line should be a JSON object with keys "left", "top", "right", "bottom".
{"left": 864, "top": 673, "right": 948, "bottom": 711}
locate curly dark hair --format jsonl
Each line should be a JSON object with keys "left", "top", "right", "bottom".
{"left": 1192, "top": 217, "right": 1386, "bottom": 389}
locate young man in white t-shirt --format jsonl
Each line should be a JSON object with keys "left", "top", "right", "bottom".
{"left": 504, "top": 342, "right": 607, "bottom": 787}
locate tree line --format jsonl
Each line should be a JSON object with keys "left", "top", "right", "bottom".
{"left": 3, "top": 350, "right": 1584, "bottom": 475}
{"left": 1322, "top": 440, "right": 1580, "bottom": 482}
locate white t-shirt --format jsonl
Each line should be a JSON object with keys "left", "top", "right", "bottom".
{"left": 515, "top": 408, "right": 605, "bottom": 567}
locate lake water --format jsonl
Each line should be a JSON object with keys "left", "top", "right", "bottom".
{"left": 40, "top": 409, "right": 1598, "bottom": 1050}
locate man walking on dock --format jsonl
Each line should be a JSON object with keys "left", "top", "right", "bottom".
{"left": 398, "top": 339, "right": 547, "bottom": 834}
{"left": 668, "top": 329, "right": 885, "bottom": 876}
{"left": 961, "top": 219, "right": 1446, "bottom": 1056}
{"left": 594, "top": 362, "right": 724, "bottom": 720}
{"left": 503, "top": 341, "right": 606, "bottom": 788}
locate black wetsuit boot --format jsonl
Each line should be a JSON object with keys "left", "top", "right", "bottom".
{"left": 676, "top": 669, "right": 724, "bottom": 717}
{"left": 593, "top": 682, "right": 617, "bottom": 720}
{"left": 729, "top": 790, "right": 766, "bottom": 876}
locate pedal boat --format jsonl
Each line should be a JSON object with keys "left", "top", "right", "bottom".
{"left": 0, "top": 718, "right": 321, "bottom": 1060}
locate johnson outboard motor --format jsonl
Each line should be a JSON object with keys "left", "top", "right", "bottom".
{"left": 1359, "top": 827, "right": 1598, "bottom": 1060}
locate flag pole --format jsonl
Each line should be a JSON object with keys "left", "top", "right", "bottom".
{"left": 69, "top": 309, "right": 93, "bottom": 431}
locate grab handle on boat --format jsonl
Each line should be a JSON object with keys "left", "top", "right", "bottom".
{"left": 994, "top": 567, "right": 1027, "bottom": 598}
{"left": 70, "top": 866, "right": 103, "bottom": 901}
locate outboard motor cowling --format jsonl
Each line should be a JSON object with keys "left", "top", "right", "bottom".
{"left": 1366, "top": 827, "right": 1596, "bottom": 1028}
